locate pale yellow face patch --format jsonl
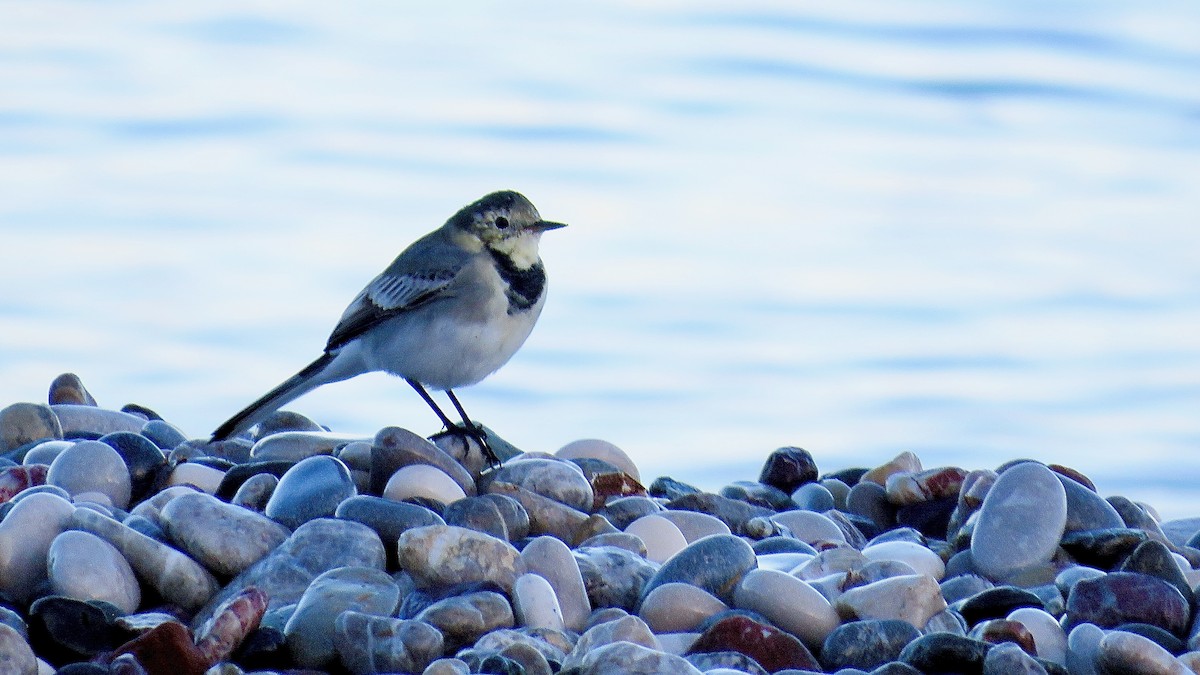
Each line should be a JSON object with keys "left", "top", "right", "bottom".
{"left": 489, "top": 231, "right": 542, "bottom": 269}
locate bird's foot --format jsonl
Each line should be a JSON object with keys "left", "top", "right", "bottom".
{"left": 433, "top": 422, "right": 502, "bottom": 468}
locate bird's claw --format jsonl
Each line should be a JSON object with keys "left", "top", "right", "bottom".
{"left": 436, "top": 422, "right": 502, "bottom": 468}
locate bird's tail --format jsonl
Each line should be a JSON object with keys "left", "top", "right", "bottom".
{"left": 210, "top": 353, "right": 337, "bottom": 442}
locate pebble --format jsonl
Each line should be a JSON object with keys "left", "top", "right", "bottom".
{"left": 758, "top": 446, "right": 819, "bottom": 494}
{"left": 983, "top": 641, "right": 1048, "bottom": 675}
{"left": 639, "top": 582, "right": 728, "bottom": 633}
{"left": 556, "top": 438, "right": 641, "bottom": 483}
{"left": 1064, "top": 571, "right": 1190, "bottom": 636}
{"left": 861, "top": 450, "right": 922, "bottom": 486}
{"left": 970, "top": 462, "right": 1068, "bottom": 581}
{"left": 0, "top": 402, "right": 63, "bottom": 452}
{"left": 263, "top": 455, "right": 357, "bottom": 529}
{"left": 488, "top": 481, "right": 589, "bottom": 541}
{"left": 248, "top": 430, "right": 365, "bottom": 462}
{"left": 513, "top": 573, "right": 565, "bottom": 631}
{"left": 1095, "top": 630, "right": 1191, "bottom": 674}
{"left": 166, "top": 462, "right": 226, "bottom": 494}
{"left": 383, "top": 463, "right": 467, "bottom": 504}
{"left": 640, "top": 533, "right": 757, "bottom": 605}
{"left": 520, "top": 535, "right": 591, "bottom": 632}
{"left": 50, "top": 404, "right": 145, "bottom": 437}
{"left": 397, "top": 525, "right": 525, "bottom": 593}
{"left": 46, "top": 530, "right": 141, "bottom": 614}
{"left": 821, "top": 618, "right": 921, "bottom": 671}
{"left": 653, "top": 509, "right": 731, "bottom": 542}
{"left": 861, "top": 540, "right": 946, "bottom": 579}
{"left": 1007, "top": 607, "right": 1068, "bottom": 665}
{"left": 159, "top": 491, "right": 291, "bottom": 576}
{"left": 624, "top": 514, "right": 687, "bottom": 564}
{"left": 443, "top": 495, "right": 511, "bottom": 540}
{"left": 686, "top": 614, "right": 821, "bottom": 672}
{"left": 770, "top": 509, "right": 846, "bottom": 545}
{"left": 834, "top": 574, "right": 948, "bottom": 630}
{"left": 333, "top": 611, "right": 443, "bottom": 675}
{"left": 491, "top": 457, "right": 595, "bottom": 512}
{"left": 371, "top": 426, "right": 477, "bottom": 497}
{"left": 568, "top": 640, "right": 703, "bottom": 675}
{"left": 415, "top": 591, "right": 514, "bottom": 649}
{"left": 48, "top": 374, "right": 97, "bottom": 407}
{"left": 283, "top": 566, "right": 400, "bottom": 668}
{"left": 46, "top": 440, "right": 132, "bottom": 509}
{"left": 0, "top": 622, "right": 35, "bottom": 675}
{"left": 20, "top": 440, "right": 72, "bottom": 466}
{"left": 733, "top": 568, "right": 839, "bottom": 649}
{"left": 0, "top": 492, "right": 75, "bottom": 604}
{"left": 574, "top": 545, "right": 658, "bottom": 611}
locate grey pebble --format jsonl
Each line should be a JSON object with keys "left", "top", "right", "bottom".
{"left": 264, "top": 455, "right": 357, "bottom": 529}
{"left": 333, "top": 610, "right": 443, "bottom": 675}
{"left": 160, "top": 491, "right": 291, "bottom": 576}
{"left": 283, "top": 566, "right": 401, "bottom": 668}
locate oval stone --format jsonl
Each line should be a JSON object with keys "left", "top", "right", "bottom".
{"left": 970, "top": 463, "right": 1067, "bottom": 581}
{"left": 820, "top": 619, "right": 921, "bottom": 671}
{"left": 835, "top": 574, "right": 948, "bottom": 630}
{"left": 491, "top": 458, "right": 594, "bottom": 512}
{"left": 556, "top": 438, "right": 641, "bottom": 483}
{"left": 397, "top": 525, "right": 525, "bottom": 593}
{"left": 625, "top": 514, "right": 688, "bottom": 564}
{"left": 383, "top": 464, "right": 467, "bottom": 505}
{"left": 512, "top": 573, "right": 565, "bottom": 631}
{"left": 47, "top": 530, "right": 141, "bottom": 614}
{"left": 264, "top": 455, "right": 357, "bottom": 529}
{"left": 733, "top": 568, "right": 840, "bottom": 649}
{"left": 46, "top": 440, "right": 132, "bottom": 509}
{"left": 284, "top": 566, "right": 400, "bottom": 668}
{"left": 0, "top": 402, "right": 62, "bottom": 452}
{"left": 160, "top": 491, "right": 291, "bottom": 576}
{"left": 639, "top": 582, "right": 728, "bottom": 633}
{"left": 520, "top": 536, "right": 591, "bottom": 632}
{"left": 640, "top": 534, "right": 757, "bottom": 605}
{"left": 0, "top": 492, "right": 76, "bottom": 603}
{"left": 1065, "top": 572, "right": 1190, "bottom": 636}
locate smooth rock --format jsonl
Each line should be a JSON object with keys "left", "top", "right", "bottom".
{"left": 487, "top": 481, "right": 589, "bottom": 542}
{"left": 899, "top": 633, "right": 991, "bottom": 673}
{"left": 686, "top": 614, "right": 821, "bottom": 672}
{"left": 140, "top": 420, "right": 188, "bottom": 451}
{"left": 639, "top": 582, "right": 728, "bottom": 633}
{"left": 861, "top": 540, "right": 945, "bottom": 580}
{"left": 264, "top": 455, "right": 356, "bottom": 529}
{"left": 414, "top": 591, "right": 514, "bottom": 650}
{"left": 230, "top": 473, "right": 278, "bottom": 511}
{"left": 563, "top": 615, "right": 658, "bottom": 671}
{"left": 21, "top": 441, "right": 72, "bottom": 468}
{"left": 1067, "top": 622, "right": 1106, "bottom": 675}
{"left": 792, "top": 546, "right": 867, "bottom": 580}
{"left": 686, "top": 651, "right": 768, "bottom": 674}
{"left": 957, "top": 586, "right": 1045, "bottom": 626}
{"left": 0, "top": 492, "right": 75, "bottom": 604}
{"left": 283, "top": 566, "right": 400, "bottom": 668}
{"left": 397, "top": 525, "right": 524, "bottom": 593}
{"left": 1096, "top": 630, "right": 1190, "bottom": 674}
{"left": 1119, "top": 539, "right": 1194, "bottom": 606}
{"left": 758, "top": 446, "right": 818, "bottom": 494}
{"left": 834, "top": 574, "right": 947, "bottom": 630}
{"left": 333, "top": 611, "right": 443, "bottom": 675}
{"left": 791, "top": 482, "right": 836, "bottom": 512}
{"left": 665, "top": 492, "right": 774, "bottom": 536}
{"left": 193, "top": 587, "right": 268, "bottom": 665}
{"left": 96, "top": 431, "right": 166, "bottom": 503}
{"left": 513, "top": 573, "right": 565, "bottom": 631}
{"left": 443, "top": 496, "right": 509, "bottom": 540}
{"left": 733, "top": 568, "right": 840, "bottom": 649}
{"left": 720, "top": 480, "right": 793, "bottom": 511}
{"left": 50, "top": 405, "right": 145, "bottom": 437}
{"left": 1064, "top": 571, "right": 1190, "bottom": 636}
{"left": 249, "top": 431, "right": 366, "bottom": 462}
{"left": 109, "top": 620, "right": 208, "bottom": 675}
{"left": 27, "top": 596, "right": 125, "bottom": 665}
{"left": 598, "top": 496, "right": 662, "bottom": 530}
{"left": 46, "top": 440, "right": 131, "bottom": 509}
{"left": 846, "top": 481, "right": 897, "bottom": 531}
{"left": 48, "top": 374, "right": 96, "bottom": 407}
{"left": 568, "top": 640, "right": 703, "bottom": 675}
{"left": 820, "top": 619, "right": 921, "bottom": 671}
{"left": 1058, "top": 474, "right": 1125, "bottom": 533}
{"left": 573, "top": 545, "right": 658, "bottom": 611}
{"left": 970, "top": 462, "right": 1067, "bottom": 581}
{"left": 192, "top": 518, "right": 385, "bottom": 628}
{"left": 625, "top": 514, "right": 688, "bottom": 564}
{"left": 371, "top": 426, "right": 477, "bottom": 497}
{"left": 1061, "top": 527, "right": 1150, "bottom": 569}
{"left": 1007, "top": 607, "right": 1068, "bottom": 666}
{"left": 654, "top": 509, "right": 732, "bottom": 543}
{"left": 167, "top": 463, "right": 226, "bottom": 494}
{"left": 557, "top": 438, "right": 641, "bottom": 483}
{"left": 160, "top": 491, "right": 290, "bottom": 576}
{"left": 885, "top": 466, "right": 968, "bottom": 505}
{"left": 46, "top": 530, "right": 140, "bottom": 614}
{"left": 0, "top": 403, "right": 62, "bottom": 452}
{"left": 640, "top": 534, "right": 757, "bottom": 605}
{"left": 334, "top": 495, "right": 445, "bottom": 562}
{"left": 520, "top": 536, "right": 591, "bottom": 632}
{"left": 491, "top": 457, "right": 594, "bottom": 512}
{"left": 770, "top": 510, "right": 846, "bottom": 546}
{"left": 0, "top": 622, "right": 35, "bottom": 675}
{"left": 983, "top": 641, "right": 1048, "bottom": 675}
{"left": 383, "top": 464, "right": 467, "bottom": 505}
{"left": 861, "top": 451, "right": 922, "bottom": 487}
{"left": 478, "top": 493, "right": 531, "bottom": 540}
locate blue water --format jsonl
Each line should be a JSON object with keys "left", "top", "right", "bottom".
{"left": 2, "top": 2, "right": 1199, "bottom": 516}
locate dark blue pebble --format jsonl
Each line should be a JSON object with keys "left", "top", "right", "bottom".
{"left": 335, "top": 494, "right": 445, "bottom": 566}
{"left": 820, "top": 619, "right": 921, "bottom": 671}
{"left": 752, "top": 537, "right": 818, "bottom": 555}
{"left": 598, "top": 496, "right": 663, "bottom": 529}
{"left": 27, "top": 596, "right": 129, "bottom": 666}
{"left": 1060, "top": 528, "right": 1149, "bottom": 570}
{"left": 647, "top": 476, "right": 701, "bottom": 500}
{"left": 98, "top": 432, "right": 166, "bottom": 501}
{"left": 215, "top": 460, "right": 297, "bottom": 500}
{"left": 140, "top": 419, "right": 188, "bottom": 450}
{"left": 231, "top": 626, "right": 289, "bottom": 670}
{"left": 955, "top": 586, "right": 1045, "bottom": 627}
{"left": 720, "top": 480, "right": 793, "bottom": 511}
{"left": 119, "top": 403, "right": 162, "bottom": 421}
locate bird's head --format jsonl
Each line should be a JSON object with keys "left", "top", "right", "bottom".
{"left": 449, "top": 190, "right": 566, "bottom": 268}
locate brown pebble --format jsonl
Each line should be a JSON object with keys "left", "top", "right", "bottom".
{"left": 48, "top": 372, "right": 97, "bottom": 406}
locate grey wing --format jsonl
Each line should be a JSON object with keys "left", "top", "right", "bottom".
{"left": 325, "top": 234, "right": 467, "bottom": 350}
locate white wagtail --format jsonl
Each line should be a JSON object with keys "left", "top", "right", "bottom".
{"left": 210, "top": 190, "right": 566, "bottom": 464}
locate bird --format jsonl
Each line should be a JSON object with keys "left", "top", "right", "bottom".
{"left": 210, "top": 190, "right": 566, "bottom": 464}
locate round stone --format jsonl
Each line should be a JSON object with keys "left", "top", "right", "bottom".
{"left": 556, "top": 439, "right": 641, "bottom": 483}
{"left": 639, "top": 582, "right": 728, "bottom": 634}
{"left": 519, "top": 536, "right": 592, "bottom": 632}
{"left": 791, "top": 482, "right": 836, "bottom": 512}
{"left": 1096, "top": 630, "right": 1191, "bottom": 675}
{"left": 1007, "top": 607, "right": 1067, "bottom": 666}
{"left": 0, "top": 402, "right": 62, "bottom": 453}
{"left": 140, "top": 420, "right": 188, "bottom": 451}
{"left": 1065, "top": 571, "right": 1190, "bottom": 636}
{"left": 733, "top": 568, "right": 840, "bottom": 649}
{"left": 862, "top": 540, "right": 946, "bottom": 580}
{"left": 770, "top": 510, "right": 846, "bottom": 546}
{"left": 264, "top": 455, "right": 357, "bottom": 529}
{"left": 758, "top": 446, "right": 818, "bottom": 494}
{"left": 573, "top": 546, "right": 658, "bottom": 612}
{"left": 0, "top": 492, "right": 76, "bottom": 604}
{"left": 625, "top": 514, "right": 688, "bottom": 564}
{"left": 491, "top": 458, "right": 594, "bottom": 512}
{"left": 970, "top": 462, "right": 1067, "bottom": 582}
{"left": 20, "top": 440, "right": 72, "bottom": 467}
{"left": 47, "top": 530, "right": 141, "bottom": 614}
{"left": 383, "top": 464, "right": 467, "bottom": 505}
{"left": 820, "top": 619, "right": 921, "bottom": 671}
{"left": 97, "top": 432, "right": 166, "bottom": 502}
{"left": 46, "top": 440, "right": 132, "bottom": 509}
{"left": 640, "top": 534, "right": 757, "bottom": 605}
{"left": 397, "top": 525, "right": 525, "bottom": 593}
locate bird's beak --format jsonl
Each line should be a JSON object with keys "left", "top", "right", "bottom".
{"left": 531, "top": 220, "right": 567, "bottom": 233}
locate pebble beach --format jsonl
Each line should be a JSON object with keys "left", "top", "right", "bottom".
{"left": 1, "top": 373, "right": 1199, "bottom": 674}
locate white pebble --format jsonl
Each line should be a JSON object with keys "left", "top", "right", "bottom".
{"left": 556, "top": 439, "right": 640, "bottom": 482}
{"left": 770, "top": 510, "right": 845, "bottom": 545}
{"left": 383, "top": 464, "right": 467, "bottom": 505}
{"left": 168, "top": 463, "right": 225, "bottom": 494}
{"left": 625, "top": 515, "right": 688, "bottom": 564}
{"left": 513, "top": 573, "right": 565, "bottom": 631}
{"left": 733, "top": 568, "right": 839, "bottom": 649}
{"left": 1007, "top": 607, "right": 1067, "bottom": 666}
{"left": 639, "top": 582, "right": 728, "bottom": 633}
{"left": 756, "top": 552, "right": 813, "bottom": 572}
{"left": 47, "top": 530, "right": 141, "bottom": 614}
{"left": 862, "top": 540, "right": 945, "bottom": 580}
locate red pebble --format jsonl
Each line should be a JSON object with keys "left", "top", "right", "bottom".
{"left": 194, "top": 587, "right": 269, "bottom": 665}
{"left": 110, "top": 622, "right": 209, "bottom": 675}
{"left": 590, "top": 472, "right": 647, "bottom": 510}
{"left": 0, "top": 465, "right": 48, "bottom": 504}
{"left": 687, "top": 615, "right": 820, "bottom": 672}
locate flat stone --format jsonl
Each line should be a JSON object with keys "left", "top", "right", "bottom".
{"left": 249, "top": 431, "right": 366, "bottom": 462}
{"left": 665, "top": 493, "right": 774, "bottom": 536}
{"left": 956, "top": 586, "right": 1045, "bottom": 626}
{"left": 770, "top": 510, "right": 846, "bottom": 546}
{"left": 50, "top": 405, "right": 145, "bottom": 437}
{"left": 970, "top": 462, "right": 1067, "bottom": 581}
{"left": 653, "top": 509, "right": 731, "bottom": 543}
{"left": 491, "top": 457, "right": 594, "bottom": 512}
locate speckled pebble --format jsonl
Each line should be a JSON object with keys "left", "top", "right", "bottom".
{"left": 333, "top": 611, "right": 443, "bottom": 675}
{"left": 283, "top": 566, "right": 400, "bottom": 668}
{"left": 0, "top": 402, "right": 62, "bottom": 452}
{"left": 397, "top": 525, "right": 525, "bottom": 593}
{"left": 640, "top": 533, "right": 757, "bottom": 605}
{"left": 820, "top": 618, "right": 921, "bottom": 671}
{"left": 160, "top": 491, "right": 290, "bottom": 576}
{"left": 415, "top": 591, "right": 514, "bottom": 649}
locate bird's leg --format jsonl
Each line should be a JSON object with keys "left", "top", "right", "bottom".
{"left": 406, "top": 379, "right": 500, "bottom": 467}
{"left": 445, "top": 388, "right": 501, "bottom": 467}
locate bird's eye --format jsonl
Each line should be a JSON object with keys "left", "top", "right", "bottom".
{"left": 494, "top": 216, "right": 510, "bottom": 229}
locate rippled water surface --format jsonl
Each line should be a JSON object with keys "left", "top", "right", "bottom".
{"left": 3, "top": 2, "right": 1199, "bottom": 515}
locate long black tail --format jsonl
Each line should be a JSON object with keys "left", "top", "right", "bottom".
{"left": 210, "top": 353, "right": 335, "bottom": 441}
